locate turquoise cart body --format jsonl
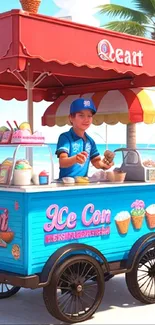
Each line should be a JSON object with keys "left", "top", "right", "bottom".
{"left": 0, "top": 183, "right": 154, "bottom": 276}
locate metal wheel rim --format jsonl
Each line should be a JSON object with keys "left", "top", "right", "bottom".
{"left": 138, "top": 247, "right": 155, "bottom": 299}
{"left": 0, "top": 283, "right": 16, "bottom": 294}
{"left": 56, "top": 260, "right": 100, "bottom": 319}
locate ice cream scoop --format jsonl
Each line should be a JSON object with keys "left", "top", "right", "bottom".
{"left": 19, "top": 122, "right": 32, "bottom": 133}
{"left": 103, "top": 150, "right": 115, "bottom": 164}
{"left": 15, "top": 159, "right": 32, "bottom": 170}
{"left": 2, "top": 158, "right": 13, "bottom": 166}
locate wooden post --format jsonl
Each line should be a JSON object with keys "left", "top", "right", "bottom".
{"left": 26, "top": 63, "right": 33, "bottom": 165}
{"left": 27, "top": 63, "right": 33, "bottom": 133}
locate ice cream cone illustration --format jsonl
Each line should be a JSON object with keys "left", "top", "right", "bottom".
{"left": 131, "top": 200, "right": 145, "bottom": 230}
{"left": 12, "top": 244, "right": 20, "bottom": 260}
{"left": 145, "top": 204, "right": 155, "bottom": 229}
{"left": 0, "top": 208, "right": 14, "bottom": 247}
{"left": 131, "top": 215, "right": 144, "bottom": 229}
{"left": 115, "top": 211, "right": 131, "bottom": 234}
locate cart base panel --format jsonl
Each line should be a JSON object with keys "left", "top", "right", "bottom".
{"left": 0, "top": 271, "right": 40, "bottom": 288}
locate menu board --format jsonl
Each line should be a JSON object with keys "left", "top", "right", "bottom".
{"left": 146, "top": 168, "right": 155, "bottom": 182}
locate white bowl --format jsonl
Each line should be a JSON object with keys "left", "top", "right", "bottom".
{"left": 62, "top": 177, "right": 75, "bottom": 184}
{"left": 106, "top": 171, "right": 126, "bottom": 183}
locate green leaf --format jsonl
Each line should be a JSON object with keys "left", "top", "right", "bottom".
{"left": 132, "top": 0, "right": 155, "bottom": 15}
{"left": 101, "top": 20, "right": 148, "bottom": 37}
{"left": 97, "top": 4, "right": 150, "bottom": 23}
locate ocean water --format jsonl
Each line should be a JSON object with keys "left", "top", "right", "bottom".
{"left": 1, "top": 143, "right": 155, "bottom": 179}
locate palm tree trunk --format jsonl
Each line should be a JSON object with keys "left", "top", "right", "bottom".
{"left": 151, "top": 32, "right": 155, "bottom": 40}
{"left": 126, "top": 123, "right": 136, "bottom": 148}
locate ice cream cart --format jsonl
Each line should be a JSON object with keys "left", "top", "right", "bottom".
{"left": 1, "top": 145, "right": 155, "bottom": 323}
{"left": 1, "top": 8, "right": 155, "bottom": 324}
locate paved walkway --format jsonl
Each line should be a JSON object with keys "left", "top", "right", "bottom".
{"left": 0, "top": 274, "right": 154, "bottom": 324}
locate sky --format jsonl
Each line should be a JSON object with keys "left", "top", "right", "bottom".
{"left": 0, "top": 0, "right": 105, "bottom": 16}
{"left": 0, "top": 0, "right": 155, "bottom": 145}
{"left": 0, "top": 0, "right": 134, "bottom": 15}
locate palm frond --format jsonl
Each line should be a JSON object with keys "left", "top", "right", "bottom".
{"left": 102, "top": 20, "right": 148, "bottom": 37}
{"left": 133, "top": 0, "right": 155, "bottom": 15}
{"left": 97, "top": 4, "right": 150, "bottom": 24}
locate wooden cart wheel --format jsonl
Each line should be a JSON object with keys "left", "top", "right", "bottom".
{"left": 43, "top": 254, "right": 104, "bottom": 323}
{"left": 0, "top": 283, "right": 20, "bottom": 299}
{"left": 126, "top": 242, "right": 155, "bottom": 304}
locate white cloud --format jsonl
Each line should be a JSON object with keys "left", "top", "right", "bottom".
{"left": 53, "top": 0, "right": 110, "bottom": 26}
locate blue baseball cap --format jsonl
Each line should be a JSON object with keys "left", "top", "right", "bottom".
{"left": 70, "top": 98, "right": 97, "bottom": 115}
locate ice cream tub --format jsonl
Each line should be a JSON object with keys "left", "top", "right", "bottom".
{"left": 13, "top": 169, "right": 32, "bottom": 186}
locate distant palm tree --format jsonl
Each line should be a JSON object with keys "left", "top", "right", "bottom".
{"left": 97, "top": 0, "right": 155, "bottom": 148}
{"left": 97, "top": 0, "right": 155, "bottom": 38}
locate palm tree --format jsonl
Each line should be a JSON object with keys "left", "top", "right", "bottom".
{"left": 97, "top": 0, "right": 155, "bottom": 38}
{"left": 97, "top": 0, "right": 155, "bottom": 148}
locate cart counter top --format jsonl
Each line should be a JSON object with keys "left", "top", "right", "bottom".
{"left": 0, "top": 181, "right": 154, "bottom": 192}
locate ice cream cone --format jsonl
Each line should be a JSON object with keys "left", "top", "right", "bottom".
{"left": 115, "top": 218, "right": 130, "bottom": 234}
{"left": 131, "top": 215, "right": 144, "bottom": 229}
{"left": 145, "top": 212, "right": 155, "bottom": 229}
{"left": 20, "top": 0, "right": 41, "bottom": 14}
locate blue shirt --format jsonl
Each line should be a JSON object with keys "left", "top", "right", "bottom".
{"left": 56, "top": 127, "right": 99, "bottom": 179}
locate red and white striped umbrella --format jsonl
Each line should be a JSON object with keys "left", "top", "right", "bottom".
{"left": 42, "top": 88, "right": 155, "bottom": 126}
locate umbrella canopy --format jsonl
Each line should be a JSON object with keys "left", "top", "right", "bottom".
{"left": 1, "top": 10, "right": 155, "bottom": 134}
{"left": 42, "top": 88, "right": 155, "bottom": 126}
{"left": 1, "top": 10, "right": 155, "bottom": 103}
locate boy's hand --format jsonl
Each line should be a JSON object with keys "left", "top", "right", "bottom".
{"left": 102, "top": 161, "right": 114, "bottom": 169}
{"left": 76, "top": 151, "right": 88, "bottom": 164}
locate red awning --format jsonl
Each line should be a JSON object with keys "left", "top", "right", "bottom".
{"left": 42, "top": 88, "right": 155, "bottom": 126}
{"left": 1, "top": 10, "right": 155, "bottom": 102}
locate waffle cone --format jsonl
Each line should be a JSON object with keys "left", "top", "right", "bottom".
{"left": 20, "top": 0, "right": 41, "bottom": 13}
{"left": 146, "top": 212, "right": 155, "bottom": 229}
{"left": 131, "top": 215, "right": 144, "bottom": 229}
{"left": 115, "top": 218, "right": 130, "bottom": 234}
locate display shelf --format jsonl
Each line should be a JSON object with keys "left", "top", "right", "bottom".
{"left": 0, "top": 143, "right": 46, "bottom": 147}
{"left": 0, "top": 144, "right": 54, "bottom": 187}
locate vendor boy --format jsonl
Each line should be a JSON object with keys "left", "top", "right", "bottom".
{"left": 56, "top": 98, "right": 114, "bottom": 179}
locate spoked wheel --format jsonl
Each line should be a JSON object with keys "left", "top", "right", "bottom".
{"left": 126, "top": 242, "right": 155, "bottom": 303}
{"left": 0, "top": 283, "right": 20, "bottom": 299}
{"left": 43, "top": 254, "right": 104, "bottom": 323}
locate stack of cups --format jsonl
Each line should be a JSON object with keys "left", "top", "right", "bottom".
{"left": 39, "top": 170, "right": 49, "bottom": 185}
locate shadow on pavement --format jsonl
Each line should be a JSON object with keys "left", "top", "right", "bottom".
{"left": 0, "top": 274, "right": 146, "bottom": 325}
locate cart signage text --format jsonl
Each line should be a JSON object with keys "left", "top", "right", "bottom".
{"left": 97, "top": 39, "right": 143, "bottom": 67}
{"left": 44, "top": 203, "right": 111, "bottom": 244}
